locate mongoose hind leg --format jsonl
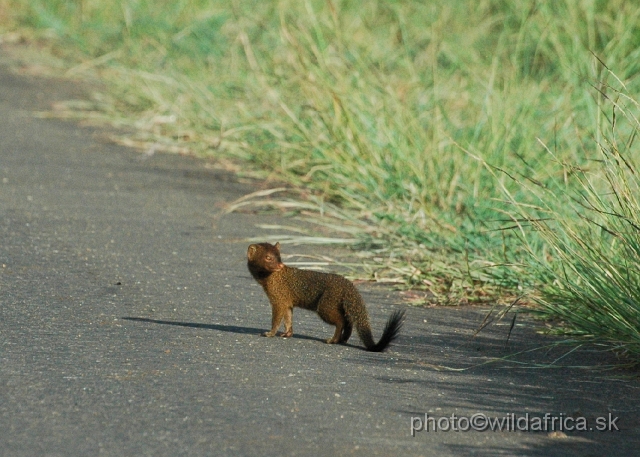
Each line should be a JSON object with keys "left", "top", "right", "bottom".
{"left": 317, "top": 296, "right": 348, "bottom": 344}
{"left": 341, "top": 322, "right": 353, "bottom": 343}
{"left": 326, "top": 320, "right": 345, "bottom": 344}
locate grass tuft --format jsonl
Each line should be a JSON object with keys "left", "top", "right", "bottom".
{"left": 494, "top": 79, "right": 640, "bottom": 361}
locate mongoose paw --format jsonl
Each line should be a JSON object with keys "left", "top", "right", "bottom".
{"left": 325, "top": 337, "right": 340, "bottom": 344}
{"left": 280, "top": 330, "right": 293, "bottom": 338}
{"left": 261, "top": 331, "right": 276, "bottom": 337}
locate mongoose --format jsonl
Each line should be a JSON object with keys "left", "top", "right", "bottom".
{"left": 247, "top": 242, "right": 405, "bottom": 352}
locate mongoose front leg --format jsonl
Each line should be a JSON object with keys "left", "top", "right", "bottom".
{"left": 280, "top": 307, "right": 293, "bottom": 338}
{"left": 262, "top": 304, "right": 286, "bottom": 337}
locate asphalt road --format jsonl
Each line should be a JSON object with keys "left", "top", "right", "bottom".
{"left": 1, "top": 48, "right": 639, "bottom": 457}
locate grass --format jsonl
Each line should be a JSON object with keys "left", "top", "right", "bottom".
{"left": 494, "top": 79, "right": 640, "bottom": 359}
{"left": 1, "top": 0, "right": 640, "bottom": 361}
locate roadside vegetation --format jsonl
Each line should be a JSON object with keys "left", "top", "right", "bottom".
{"left": 1, "top": 0, "right": 639, "bottom": 361}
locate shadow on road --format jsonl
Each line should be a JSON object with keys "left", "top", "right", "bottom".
{"left": 120, "top": 316, "right": 325, "bottom": 342}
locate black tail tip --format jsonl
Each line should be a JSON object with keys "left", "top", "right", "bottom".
{"left": 370, "top": 309, "right": 406, "bottom": 352}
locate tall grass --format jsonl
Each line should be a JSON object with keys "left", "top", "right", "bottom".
{"left": 2, "top": 0, "right": 640, "bottom": 356}
{"left": 495, "top": 79, "right": 640, "bottom": 359}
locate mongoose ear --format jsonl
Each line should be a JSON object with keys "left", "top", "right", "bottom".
{"left": 247, "top": 245, "right": 257, "bottom": 258}
{"left": 274, "top": 242, "right": 281, "bottom": 252}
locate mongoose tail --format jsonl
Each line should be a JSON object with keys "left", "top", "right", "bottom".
{"left": 356, "top": 309, "right": 405, "bottom": 352}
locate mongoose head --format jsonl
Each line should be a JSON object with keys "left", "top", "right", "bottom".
{"left": 247, "top": 242, "right": 285, "bottom": 277}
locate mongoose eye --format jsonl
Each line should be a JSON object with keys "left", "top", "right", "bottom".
{"left": 265, "top": 255, "right": 273, "bottom": 261}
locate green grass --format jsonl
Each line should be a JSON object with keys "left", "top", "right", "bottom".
{"left": 2, "top": 0, "right": 640, "bottom": 360}
{"left": 494, "top": 81, "right": 640, "bottom": 359}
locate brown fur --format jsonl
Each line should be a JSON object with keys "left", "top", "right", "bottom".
{"left": 247, "top": 242, "right": 404, "bottom": 352}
